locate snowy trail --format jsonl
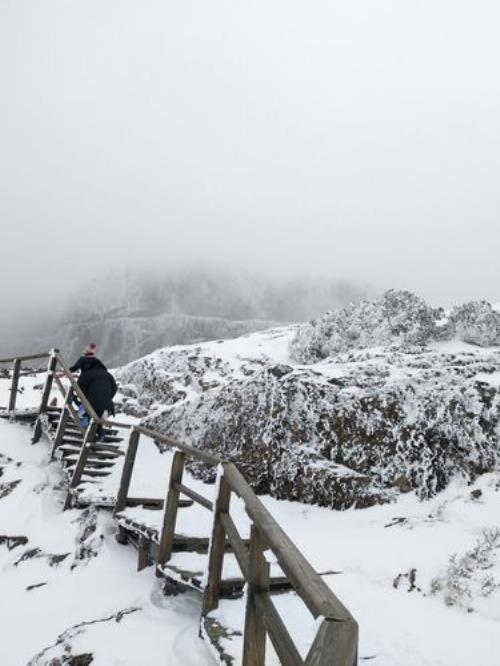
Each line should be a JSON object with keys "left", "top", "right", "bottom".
{"left": 1, "top": 374, "right": 500, "bottom": 664}
{"left": 0, "top": 419, "right": 213, "bottom": 666}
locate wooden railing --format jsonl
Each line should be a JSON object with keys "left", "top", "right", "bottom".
{"left": 115, "top": 426, "right": 358, "bottom": 666}
{"left": 1, "top": 348, "right": 358, "bottom": 665}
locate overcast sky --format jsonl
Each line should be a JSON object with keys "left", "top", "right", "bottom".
{"left": 1, "top": 0, "right": 499, "bottom": 316}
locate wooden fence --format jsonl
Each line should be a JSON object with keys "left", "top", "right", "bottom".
{"left": 0, "top": 349, "right": 358, "bottom": 666}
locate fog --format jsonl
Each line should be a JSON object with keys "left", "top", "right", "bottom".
{"left": 1, "top": 0, "right": 500, "bottom": 320}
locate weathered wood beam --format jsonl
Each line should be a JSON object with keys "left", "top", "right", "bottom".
{"left": 135, "top": 425, "right": 220, "bottom": 466}
{"left": 174, "top": 482, "right": 213, "bottom": 511}
{"left": 305, "top": 618, "right": 358, "bottom": 666}
{"left": 8, "top": 358, "right": 21, "bottom": 416}
{"left": 220, "top": 511, "right": 249, "bottom": 578}
{"left": 254, "top": 593, "right": 304, "bottom": 666}
{"left": 202, "top": 474, "right": 231, "bottom": 616}
{"left": 157, "top": 451, "right": 185, "bottom": 567}
{"left": 242, "top": 526, "right": 269, "bottom": 666}
{"left": 114, "top": 429, "right": 140, "bottom": 515}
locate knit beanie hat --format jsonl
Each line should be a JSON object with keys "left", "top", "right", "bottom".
{"left": 84, "top": 343, "right": 97, "bottom": 357}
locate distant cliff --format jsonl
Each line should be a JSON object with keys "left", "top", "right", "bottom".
{"left": 2, "top": 269, "right": 371, "bottom": 366}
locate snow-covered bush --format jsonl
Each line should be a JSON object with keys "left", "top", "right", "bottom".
{"left": 449, "top": 301, "right": 500, "bottom": 347}
{"left": 431, "top": 528, "right": 500, "bottom": 609}
{"left": 290, "top": 290, "right": 442, "bottom": 363}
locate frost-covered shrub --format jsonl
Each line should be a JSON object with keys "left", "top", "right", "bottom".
{"left": 449, "top": 301, "right": 500, "bottom": 347}
{"left": 290, "top": 290, "right": 442, "bottom": 363}
{"left": 431, "top": 528, "right": 500, "bottom": 609}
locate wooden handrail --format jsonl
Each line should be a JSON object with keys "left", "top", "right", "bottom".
{"left": 223, "top": 462, "right": 354, "bottom": 623}
{"left": 0, "top": 351, "right": 51, "bottom": 364}
{"left": 135, "top": 425, "right": 221, "bottom": 466}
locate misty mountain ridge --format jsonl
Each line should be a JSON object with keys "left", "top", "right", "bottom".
{"left": 1, "top": 269, "right": 372, "bottom": 366}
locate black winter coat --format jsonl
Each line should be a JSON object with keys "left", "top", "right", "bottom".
{"left": 72, "top": 357, "right": 117, "bottom": 417}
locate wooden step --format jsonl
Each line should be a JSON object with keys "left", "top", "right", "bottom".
{"left": 67, "top": 458, "right": 116, "bottom": 469}
{"left": 79, "top": 469, "right": 112, "bottom": 478}
{"left": 91, "top": 443, "right": 124, "bottom": 454}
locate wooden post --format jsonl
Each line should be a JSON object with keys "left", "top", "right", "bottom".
{"left": 8, "top": 358, "right": 21, "bottom": 417}
{"left": 242, "top": 526, "right": 270, "bottom": 666}
{"left": 33, "top": 351, "right": 58, "bottom": 443}
{"left": 39, "top": 350, "right": 58, "bottom": 414}
{"left": 137, "top": 535, "right": 152, "bottom": 571}
{"left": 53, "top": 375, "right": 84, "bottom": 434}
{"left": 114, "top": 429, "right": 140, "bottom": 515}
{"left": 202, "top": 472, "right": 231, "bottom": 616}
{"left": 305, "top": 618, "right": 358, "bottom": 666}
{"left": 50, "top": 403, "right": 70, "bottom": 461}
{"left": 63, "top": 419, "right": 98, "bottom": 511}
{"left": 157, "top": 451, "right": 185, "bottom": 569}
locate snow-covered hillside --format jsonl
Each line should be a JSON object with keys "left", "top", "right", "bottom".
{"left": 0, "top": 375, "right": 499, "bottom": 665}
{"left": 117, "top": 291, "right": 500, "bottom": 510}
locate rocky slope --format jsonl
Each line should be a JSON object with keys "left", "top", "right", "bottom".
{"left": 116, "top": 291, "right": 500, "bottom": 509}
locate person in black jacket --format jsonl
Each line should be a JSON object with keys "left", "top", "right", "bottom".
{"left": 77, "top": 357, "right": 117, "bottom": 420}
{"left": 69, "top": 344, "right": 117, "bottom": 435}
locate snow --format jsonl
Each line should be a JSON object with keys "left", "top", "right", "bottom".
{"left": 0, "top": 418, "right": 214, "bottom": 665}
{"left": 1, "top": 320, "right": 500, "bottom": 664}
{"left": 2, "top": 407, "right": 499, "bottom": 664}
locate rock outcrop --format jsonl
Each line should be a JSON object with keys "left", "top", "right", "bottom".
{"left": 117, "top": 292, "right": 500, "bottom": 509}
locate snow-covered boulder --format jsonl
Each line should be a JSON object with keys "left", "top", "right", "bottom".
{"left": 449, "top": 301, "right": 500, "bottom": 347}
{"left": 117, "top": 308, "right": 500, "bottom": 509}
{"left": 290, "top": 290, "right": 442, "bottom": 363}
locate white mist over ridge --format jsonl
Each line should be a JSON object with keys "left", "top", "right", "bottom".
{"left": 0, "top": 268, "right": 373, "bottom": 366}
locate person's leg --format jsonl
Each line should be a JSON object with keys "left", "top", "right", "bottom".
{"left": 77, "top": 403, "right": 89, "bottom": 429}
{"left": 95, "top": 410, "right": 108, "bottom": 440}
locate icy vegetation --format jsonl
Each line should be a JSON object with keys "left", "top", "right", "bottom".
{"left": 116, "top": 291, "right": 500, "bottom": 511}
{"left": 290, "top": 290, "right": 500, "bottom": 362}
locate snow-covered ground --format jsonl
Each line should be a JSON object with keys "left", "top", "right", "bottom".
{"left": 1, "top": 371, "right": 500, "bottom": 664}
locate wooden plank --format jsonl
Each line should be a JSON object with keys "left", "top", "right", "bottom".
{"left": 220, "top": 511, "right": 249, "bottom": 578}
{"left": 224, "top": 463, "right": 353, "bottom": 622}
{"left": 137, "top": 535, "right": 153, "bottom": 571}
{"left": 32, "top": 352, "right": 59, "bottom": 444}
{"left": 50, "top": 404, "right": 70, "bottom": 461}
{"left": 254, "top": 593, "right": 303, "bottom": 666}
{"left": 53, "top": 375, "right": 85, "bottom": 434}
{"left": 126, "top": 497, "right": 164, "bottom": 508}
{"left": 305, "top": 618, "right": 358, "bottom": 666}
{"left": 157, "top": 451, "right": 185, "bottom": 567}
{"left": 124, "top": 498, "right": 193, "bottom": 509}
{"left": 135, "top": 425, "right": 220, "bottom": 466}
{"left": 114, "top": 429, "right": 140, "bottom": 515}
{"left": 0, "top": 352, "right": 50, "bottom": 363}
{"left": 202, "top": 474, "right": 231, "bottom": 616}
{"left": 38, "top": 351, "right": 58, "bottom": 415}
{"left": 63, "top": 420, "right": 98, "bottom": 511}
{"left": 174, "top": 482, "right": 213, "bottom": 511}
{"left": 8, "top": 358, "right": 21, "bottom": 415}
{"left": 242, "top": 526, "right": 269, "bottom": 666}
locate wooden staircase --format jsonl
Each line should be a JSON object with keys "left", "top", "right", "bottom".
{"left": 0, "top": 349, "right": 358, "bottom": 666}
{"left": 49, "top": 410, "right": 126, "bottom": 509}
